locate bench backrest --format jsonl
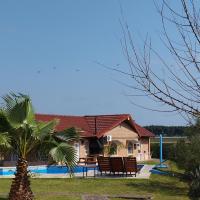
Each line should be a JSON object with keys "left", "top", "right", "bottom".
{"left": 123, "top": 157, "right": 137, "bottom": 173}
{"left": 97, "top": 156, "right": 111, "bottom": 172}
{"left": 110, "top": 157, "right": 124, "bottom": 173}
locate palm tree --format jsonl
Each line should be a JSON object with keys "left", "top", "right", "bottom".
{"left": 0, "top": 93, "right": 79, "bottom": 200}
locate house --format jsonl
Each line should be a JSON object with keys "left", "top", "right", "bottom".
{"left": 36, "top": 113, "right": 155, "bottom": 161}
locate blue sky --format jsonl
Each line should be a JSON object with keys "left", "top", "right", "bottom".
{"left": 0, "top": 0, "right": 185, "bottom": 126}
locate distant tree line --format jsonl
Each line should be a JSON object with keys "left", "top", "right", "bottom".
{"left": 144, "top": 125, "right": 187, "bottom": 136}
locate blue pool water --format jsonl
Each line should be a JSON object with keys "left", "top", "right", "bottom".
{"left": 0, "top": 165, "right": 87, "bottom": 176}
{"left": 0, "top": 164, "right": 144, "bottom": 176}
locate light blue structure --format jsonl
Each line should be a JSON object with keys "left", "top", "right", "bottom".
{"left": 155, "top": 134, "right": 167, "bottom": 168}
{"left": 160, "top": 134, "right": 163, "bottom": 163}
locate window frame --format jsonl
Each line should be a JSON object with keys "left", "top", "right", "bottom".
{"left": 127, "top": 142, "right": 133, "bottom": 155}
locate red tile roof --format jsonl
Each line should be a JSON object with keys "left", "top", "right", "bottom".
{"left": 35, "top": 114, "right": 155, "bottom": 138}
{"left": 35, "top": 114, "right": 91, "bottom": 137}
{"left": 134, "top": 122, "right": 155, "bottom": 137}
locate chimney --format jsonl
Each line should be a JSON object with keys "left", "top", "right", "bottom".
{"left": 94, "top": 116, "right": 97, "bottom": 135}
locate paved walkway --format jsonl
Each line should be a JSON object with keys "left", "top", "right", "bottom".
{"left": 0, "top": 165, "right": 154, "bottom": 179}
{"left": 94, "top": 165, "right": 154, "bottom": 179}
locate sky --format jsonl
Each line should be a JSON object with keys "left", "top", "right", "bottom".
{"left": 0, "top": 0, "right": 186, "bottom": 126}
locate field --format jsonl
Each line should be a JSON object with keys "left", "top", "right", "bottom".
{"left": 0, "top": 162, "right": 189, "bottom": 200}
{"left": 151, "top": 136, "right": 188, "bottom": 144}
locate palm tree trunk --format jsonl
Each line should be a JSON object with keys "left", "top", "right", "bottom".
{"left": 8, "top": 158, "right": 34, "bottom": 200}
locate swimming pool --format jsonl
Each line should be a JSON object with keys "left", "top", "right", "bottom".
{"left": 0, "top": 165, "right": 88, "bottom": 176}
{"left": 0, "top": 164, "right": 144, "bottom": 176}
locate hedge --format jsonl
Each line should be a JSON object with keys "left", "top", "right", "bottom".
{"left": 151, "top": 143, "right": 176, "bottom": 160}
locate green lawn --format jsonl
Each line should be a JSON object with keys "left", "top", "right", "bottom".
{"left": 0, "top": 173, "right": 189, "bottom": 200}
{"left": 0, "top": 161, "right": 188, "bottom": 200}
{"left": 139, "top": 159, "right": 160, "bottom": 165}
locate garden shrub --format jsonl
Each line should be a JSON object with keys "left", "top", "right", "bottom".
{"left": 188, "top": 165, "right": 200, "bottom": 200}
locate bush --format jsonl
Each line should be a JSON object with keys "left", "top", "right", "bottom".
{"left": 188, "top": 166, "right": 200, "bottom": 200}
{"left": 175, "top": 137, "right": 200, "bottom": 172}
{"left": 175, "top": 136, "right": 200, "bottom": 199}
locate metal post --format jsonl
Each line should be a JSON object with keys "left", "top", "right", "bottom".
{"left": 160, "top": 134, "right": 163, "bottom": 165}
{"left": 155, "top": 133, "right": 167, "bottom": 168}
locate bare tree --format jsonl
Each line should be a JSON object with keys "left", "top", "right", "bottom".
{"left": 119, "top": 0, "right": 200, "bottom": 121}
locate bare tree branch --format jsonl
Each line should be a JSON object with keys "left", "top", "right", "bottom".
{"left": 119, "top": 0, "right": 200, "bottom": 118}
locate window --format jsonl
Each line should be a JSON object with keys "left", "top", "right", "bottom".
{"left": 127, "top": 142, "right": 133, "bottom": 155}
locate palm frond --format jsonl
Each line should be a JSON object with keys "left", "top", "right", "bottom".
{"left": 35, "top": 120, "right": 58, "bottom": 141}
{"left": 55, "top": 127, "right": 80, "bottom": 142}
{"left": 0, "top": 110, "right": 12, "bottom": 132}
{"left": 0, "top": 132, "right": 11, "bottom": 148}
{"left": 25, "top": 98, "right": 35, "bottom": 125}
{"left": 49, "top": 142, "right": 78, "bottom": 167}
{"left": 2, "top": 93, "right": 32, "bottom": 128}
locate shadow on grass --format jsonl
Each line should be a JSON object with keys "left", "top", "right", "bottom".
{"left": 0, "top": 197, "right": 7, "bottom": 200}
{"left": 157, "top": 168, "right": 189, "bottom": 182}
{"left": 157, "top": 168, "right": 181, "bottom": 176}
{"left": 127, "top": 176, "right": 188, "bottom": 198}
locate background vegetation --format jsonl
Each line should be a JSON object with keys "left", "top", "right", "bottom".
{"left": 145, "top": 126, "right": 187, "bottom": 136}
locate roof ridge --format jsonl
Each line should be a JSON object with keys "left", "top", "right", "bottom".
{"left": 36, "top": 113, "right": 132, "bottom": 118}
{"left": 36, "top": 113, "right": 83, "bottom": 118}
{"left": 84, "top": 114, "right": 130, "bottom": 117}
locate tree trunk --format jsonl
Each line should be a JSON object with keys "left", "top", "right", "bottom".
{"left": 8, "top": 158, "right": 34, "bottom": 200}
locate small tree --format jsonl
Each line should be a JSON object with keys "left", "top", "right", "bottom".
{"left": 181, "top": 118, "right": 200, "bottom": 178}
{"left": 0, "top": 93, "right": 79, "bottom": 200}
{"left": 188, "top": 166, "right": 200, "bottom": 199}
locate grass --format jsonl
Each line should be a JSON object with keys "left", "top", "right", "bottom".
{"left": 139, "top": 158, "right": 160, "bottom": 165}
{"left": 0, "top": 176, "right": 189, "bottom": 199}
{"left": 0, "top": 161, "right": 189, "bottom": 200}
